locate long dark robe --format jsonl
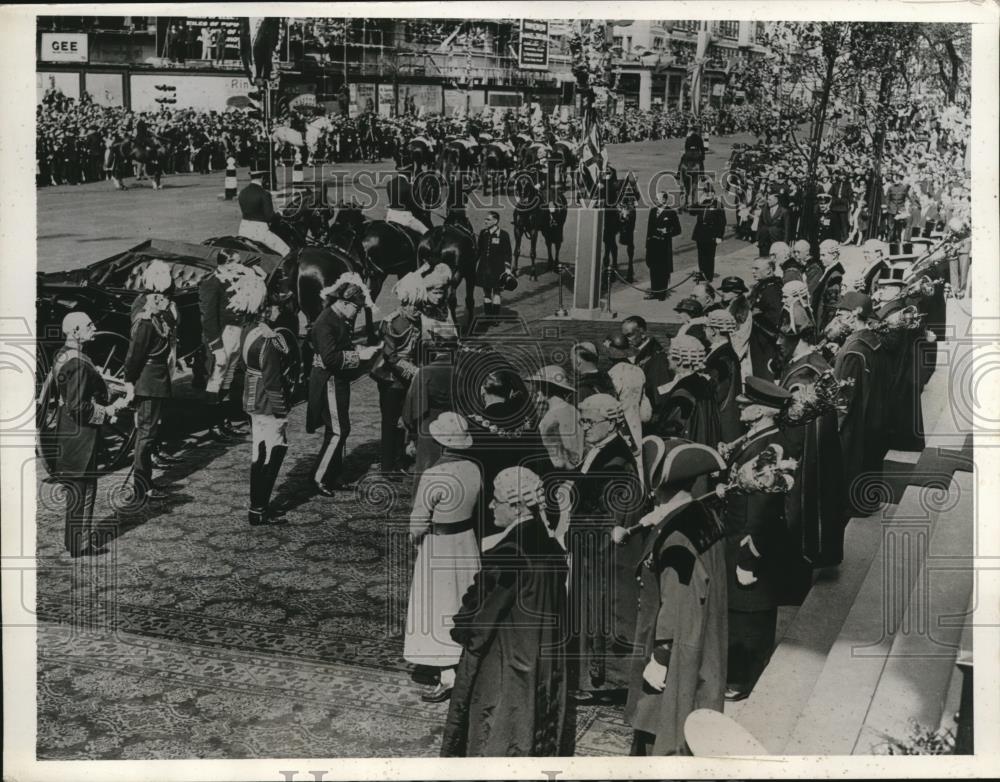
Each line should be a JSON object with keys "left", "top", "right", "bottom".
{"left": 625, "top": 498, "right": 728, "bottom": 755}
{"left": 747, "top": 277, "right": 783, "bottom": 380}
{"left": 878, "top": 319, "right": 926, "bottom": 453}
{"left": 574, "top": 368, "right": 617, "bottom": 405}
{"left": 441, "top": 517, "right": 570, "bottom": 757}
{"left": 705, "top": 341, "right": 744, "bottom": 445}
{"left": 655, "top": 372, "right": 722, "bottom": 449}
{"left": 466, "top": 396, "right": 549, "bottom": 539}
{"left": 566, "top": 434, "right": 647, "bottom": 691}
{"left": 833, "top": 328, "right": 886, "bottom": 515}
{"left": 781, "top": 351, "right": 847, "bottom": 571}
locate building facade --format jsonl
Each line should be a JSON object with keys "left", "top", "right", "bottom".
{"left": 36, "top": 16, "right": 768, "bottom": 116}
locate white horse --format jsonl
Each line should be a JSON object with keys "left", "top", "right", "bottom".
{"left": 271, "top": 125, "right": 305, "bottom": 157}
{"left": 304, "top": 117, "right": 334, "bottom": 160}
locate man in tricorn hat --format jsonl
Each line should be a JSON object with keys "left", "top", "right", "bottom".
{"left": 625, "top": 437, "right": 728, "bottom": 755}
{"left": 307, "top": 273, "right": 382, "bottom": 495}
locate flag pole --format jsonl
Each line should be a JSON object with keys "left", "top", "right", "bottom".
{"left": 264, "top": 80, "right": 276, "bottom": 192}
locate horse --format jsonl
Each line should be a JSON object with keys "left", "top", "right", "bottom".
{"left": 550, "top": 139, "right": 578, "bottom": 190}
{"left": 406, "top": 136, "right": 437, "bottom": 173}
{"left": 511, "top": 178, "right": 547, "bottom": 281}
{"left": 304, "top": 117, "right": 333, "bottom": 162}
{"left": 440, "top": 138, "right": 480, "bottom": 180}
{"left": 481, "top": 142, "right": 514, "bottom": 195}
{"left": 115, "top": 135, "right": 170, "bottom": 190}
{"left": 678, "top": 149, "right": 705, "bottom": 210}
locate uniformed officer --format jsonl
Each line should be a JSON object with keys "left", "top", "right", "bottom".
{"left": 645, "top": 191, "right": 682, "bottom": 301}
{"left": 199, "top": 249, "right": 254, "bottom": 440}
{"left": 241, "top": 278, "right": 295, "bottom": 525}
{"left": 238, "top": 169, "right": 291, "bottom": 256}
{"left": 123, "top": 260, "right": 177, "bottom": 503}
{"left": 723, "top": 377, "right": 801, "bottom": 701}
{"left": 53, "top": 312, "right": 129, "bottom": 557}
{"left": 307, "top": 273, "right": 382, "bottom": 495}
{"left": 747, "top": 258, "right": 783, "bottom": 380}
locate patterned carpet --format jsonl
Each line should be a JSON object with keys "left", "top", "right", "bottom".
{"left": 35, "top": 318, "right": 653, "bottom": 759}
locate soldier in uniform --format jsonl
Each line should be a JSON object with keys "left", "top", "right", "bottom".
{"left": 123, "top": 260, "right": 177, "bottom": 503}
{"left": 625, "top": 438, "right": 728, "bottom": 756}
{"left": 238, "top": 169, "right": 291, "bottom": 256}
{"left": 723, "top": 377, "right": 800, "bottom": 701}
{"left": 307, "top": 274, "right": 382, "bottom": 495}
{"left": 747, "top": 258, "right": 783, "bottom": 380}
{"left": 475, "top": 210, "right": 514, "bottom": 318}
{"left": 199, "top": 249, "right": 252, "bottom": 441}
{"left": 241, "top": 276, "right": 295, "bottom": 525}
{"left": 53, "top": 313, "right": 129, "bottom": 557}
{"left": 690, "top": 187, "right": 727, "bottom": 282}
{"left": 644, "top": 191, "right": 682, "bottom": 301}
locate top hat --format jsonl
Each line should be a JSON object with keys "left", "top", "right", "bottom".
{"left": 888, "top": 241, "right": 918, "bottom": 260}
{"left": 835, "top": 291, "right": 875, "bottom": 319}
{"left": 736, "top": 376, "right": 793, "bottom": 408}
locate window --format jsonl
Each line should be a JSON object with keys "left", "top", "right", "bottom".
{"left": 674, "top": 20, "right": 701, "bottom": 33}
{"left": 717, "top": 21, "right": 739, "bottom": 39}
{"left": 652, "top": 36, "right": 664, "bottom": 49}
{"left": 613, "top": 36, "right": 623, "bottom": 49}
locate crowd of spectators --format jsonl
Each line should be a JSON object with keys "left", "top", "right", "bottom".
{"left": 725, "top": 94, "right": 970, "bottom": 246}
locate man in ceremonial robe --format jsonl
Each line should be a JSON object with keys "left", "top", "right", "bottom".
{"left": 811, "top": 239, "right": 846, "bottom": 332}
{"left": 777, "top": 303, "right": 847, "bottom": 570}
{"left": 830, "top": 292, "right": 887, "bottom": 516}
{"left": 625, "top": 438, "right": 728, "bottom": 756}
{"left": 747, "top": 258, "right": 783, "bottom": 380}
{"left": 441, "top": 467, "right": 570, "bottom": 757}
{"left": 654, "top": 336, "right": 721, "bottom": 450}
{"left": 875, "top": 281, "right": 927, "bottom": 452}
{"left": 565, "top": 394, "right": 646, "bottom": 697}
{"left": 704, "top": 310, "right": 744, "bottom": 446}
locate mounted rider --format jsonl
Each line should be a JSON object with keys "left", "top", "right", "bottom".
{"left": 386, "top": 160, "right": 433, "bottom": 235}
{"left": 238, "top": 169, "right": 292, "bottom": 257}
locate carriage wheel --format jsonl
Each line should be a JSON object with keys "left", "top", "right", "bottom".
{"left": 35, "top": 331, "right": 137, "bottom": 479}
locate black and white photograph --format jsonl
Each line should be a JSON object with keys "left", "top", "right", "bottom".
{"left": 2, "top": 2, "right": 998, "bottom": 778}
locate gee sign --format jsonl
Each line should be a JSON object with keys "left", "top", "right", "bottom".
{"left": 41, "top": 33, "right": 89, "bottom": 63}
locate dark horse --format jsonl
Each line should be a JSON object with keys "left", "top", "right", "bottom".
{"left": 678, "top": 149, "right": 705, "bottom": 210}
{"left": 511, "top": 177, "right": 547, "bottom": 280}
{"left": 406, "top": 137, "right": 437, "bottom": 173}
{"left": 481, "top": 142, "right": 514, "bottom": 196}
{"left": 115, "top": 134, "right": 171, "bottom": 190}
{"left": 551, "top": 139, "right": 578, "bottom": 190}
{"left": 440, "top": 138, "right": 480, "bottom": 181}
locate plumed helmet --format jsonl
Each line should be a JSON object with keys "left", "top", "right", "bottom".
{"left": 142, "top": 259, "right": 173, "bottom": 292}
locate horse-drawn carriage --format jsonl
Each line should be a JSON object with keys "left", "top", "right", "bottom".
{"left": 35, "top": 239, "right": 298, "bottom": 476}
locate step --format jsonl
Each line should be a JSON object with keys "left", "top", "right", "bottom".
{"left": 937, "top": 585, "right": 975, "bottom": 739}
{"left": 728, "top": 506, "right": 888, "bottom": 751}
{"left": 782, "top": 481, "right": 947, "bottom": 754}
{"left": 853, "top": 469, "right": 974, "bottom": 753}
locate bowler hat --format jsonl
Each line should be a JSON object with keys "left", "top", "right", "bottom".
{"left": 736, "top": 376, "right": 793, "bottom": 409}
{"left": 720, "top": 276, "right": 748, "bottom": 294}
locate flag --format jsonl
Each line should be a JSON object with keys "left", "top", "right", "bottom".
{"left": 578, "top": 103, "right": 603, "bottom": 199}
{"left": 241, "top": 17, "right": 282, "bottom": 83}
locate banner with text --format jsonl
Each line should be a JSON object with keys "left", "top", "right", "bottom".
{"left": 518, "top": 20, "right": 549, "bottom": 70}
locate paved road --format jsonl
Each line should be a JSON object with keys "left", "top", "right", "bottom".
{"left": 37, "top": 132, "right": 758, "bottom": 280}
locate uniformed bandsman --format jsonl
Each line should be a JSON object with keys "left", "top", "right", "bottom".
{"left": 53, "top": 312, "right": 129, "bottom": 557}
{"left": 123, "top": 260, "right": 177, "bottom": 503}
{"left": 241, "top": 278, "right": 294, "bottom": 525}
{"left": 307, "top": 273, "right": 381, "bottom": 495}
